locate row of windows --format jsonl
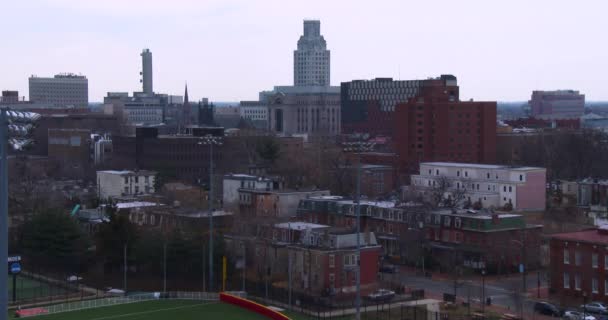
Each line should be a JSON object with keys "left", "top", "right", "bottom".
{"left": 349, "top": 80, "right": 420, "bottom": 90}
{"left": 563, "top": 273, "right": 606, "bottom": 295}
{"left": 564, "top": 249, "right": 608, "bottom": 268}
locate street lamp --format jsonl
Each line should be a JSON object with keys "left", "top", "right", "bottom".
{"left": 481, "top": 269, "right": 486, "bottom": 317}
{"left": 198, "top": 134, "right": 223, "bottom": 292}
{"left": 343, "top": 141, "right": 375, "bottom": 320}
{"left": 1, "top": 108, "right": 40, "bottom": 320}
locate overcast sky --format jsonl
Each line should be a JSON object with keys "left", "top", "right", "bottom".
{"left": 2, "top": 0, "right": 607, "bottom": 102}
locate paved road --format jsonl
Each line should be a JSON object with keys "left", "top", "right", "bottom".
{"left": 389, "top": 272, "right": 546, "bottom": 315}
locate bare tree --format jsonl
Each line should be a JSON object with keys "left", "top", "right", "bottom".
{"left": 427, "top": 176, "right": 468, "bottom": 209}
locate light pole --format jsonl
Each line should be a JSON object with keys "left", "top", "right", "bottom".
{"left": 198, "top": 134, "right": 223, "bottom": 292}
{"left": 1, "top": 109, "right": 40, "bottom": 320}
{"left": 343, "top": 141, "right": 375, "bottom": 320}
{"left": 481, "top": 269, "right": 486, "bottom": 317}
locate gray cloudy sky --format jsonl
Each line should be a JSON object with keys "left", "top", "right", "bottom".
{"left": 1, "top": 0, "right": 607, "bottom": 102}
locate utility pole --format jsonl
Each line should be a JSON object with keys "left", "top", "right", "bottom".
{"left": 0, "top": 110, "right": 8, "bottom": 320}
{"left": 123, "top": 244, "right": 128, "bottom": 295}
{"left": 198, "top": 135, "right": 222, "bottom": 292}
{"left": 0, "top": 109, "right": 39, "bottom": 320}
{"left": 163, "top": 242, "right": 167, "bottom": 293}
{"left": 242, "top": 242, "right": 246, "bottom": 292}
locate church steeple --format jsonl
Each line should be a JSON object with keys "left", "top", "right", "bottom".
{"left": 184, "top": 83, "right": 189, "bottom": 104}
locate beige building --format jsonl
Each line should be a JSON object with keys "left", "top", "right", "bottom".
{"left": 97, "top": 170, "right": 157, "bottom": 200}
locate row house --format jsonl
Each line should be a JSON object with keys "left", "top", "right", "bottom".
{"left": 251, "top": 222, "right": 381, "bottom": 299}
{"left": 550, "top": 229, "right": 608, "bottom": 304}
{"left": 238, "top": 188, "right": 329, "bottom": 218}
{"left": 411, "top": 162, "right": 546, "bottom": 211}
{"left": 297, "top": 196, "right": 543, "bottom": 273}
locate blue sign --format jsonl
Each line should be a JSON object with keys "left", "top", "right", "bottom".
{"left": 519, "top": 263, "right": 524, "bottom": 273}
{"left": 10, "top": 262, "right": 21, "bottom": 274}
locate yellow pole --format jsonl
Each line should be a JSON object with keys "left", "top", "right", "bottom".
{"left": 222, "top": 256, "right": 227, "bottom": 292}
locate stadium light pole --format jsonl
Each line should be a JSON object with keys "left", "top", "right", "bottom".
{"left": 198, "top": 134, "right": 223, "bottom": 292}
{"left": 1, "top": 108, "right": 40, "bottom": 320}
{"left": 343, "top": 141, "right": 375, "bottom": 320}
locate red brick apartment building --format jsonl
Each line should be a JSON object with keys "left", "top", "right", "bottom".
{"left": 394, "top": 97, "right": 496, "bottom": 175}
{"left": 550, "top": 229, "right": 608, "bottom": 304}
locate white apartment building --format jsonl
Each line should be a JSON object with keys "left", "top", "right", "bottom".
{"left": 410, "top": 162, "right": 546, "bottom": 211}
{"left": 97, "top": 170, "right": 157, "bottom": 200}
{"left": 29, "top": 73, "right": 88, "bottom": 107}
{"left": 222, "top": 174, "right": 274, "bottom": 208}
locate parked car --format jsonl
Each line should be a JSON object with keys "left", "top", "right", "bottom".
{"left": 534, "top": 301, "right": 561, "bottom": 317}
{"left": 564, "top": 310, "right": 596, "bottom": 320}
{"left": 379, "top": 264, "right": 398, "bottom": 274}
{"left": 581, "top": 302, "right": 608, "bottom": 315}
{"left": 367, "top": 289, "right": 395, "bottom": 302}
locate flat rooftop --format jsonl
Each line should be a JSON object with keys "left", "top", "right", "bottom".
{"left": 274, "top": 222, "right": 329, "bottom": 230}
{"left": 421, "top": 162, "right": 544, "bottom": 171}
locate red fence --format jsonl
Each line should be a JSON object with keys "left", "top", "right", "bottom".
{"left": 219, "top": 293, "right": 291, "bottom": 320}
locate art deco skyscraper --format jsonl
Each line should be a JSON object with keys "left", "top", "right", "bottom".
{"left": 293, "top": 20, "right": 330, "bottom": 87}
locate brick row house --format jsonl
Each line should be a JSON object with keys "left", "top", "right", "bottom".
{"left": 249, "top": 221, "right": 382, "bottom": 299}
{"left": 550, "top": 229, "right": 608, "bottom": 304}
{"left": 297, "top": 196, "right": 542, "bottom": 273}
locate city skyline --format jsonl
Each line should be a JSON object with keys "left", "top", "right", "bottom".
{"left": 2, "top": 0, "right": 607, "bottom": 102}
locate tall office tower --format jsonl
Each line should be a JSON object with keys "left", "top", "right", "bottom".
{"left": 28, "top": 73, "right": 88, "bottom": 107}
{"left": 141, "top": 48, "right": 153, "bottom": 94}
{"left": 294, "top": 20, "right": 330, "bottom": 87}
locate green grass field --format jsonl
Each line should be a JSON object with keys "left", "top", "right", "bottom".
{"left": 12, "top": 300, "right": 270, "bottom": 320}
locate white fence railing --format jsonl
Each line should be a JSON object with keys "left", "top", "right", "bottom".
{"left": 21, "top": 292, "right": 219, "bottom": 318}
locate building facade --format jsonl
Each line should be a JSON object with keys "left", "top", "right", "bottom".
{"left": 266, "top": 86, "right": 341, "bottom": 136}
{"left": 141, "top": 48, "right": 153, "bottom": 94}
{"left": 97, "top": 170, "right": 156, "bottom": 200}
{"left": 341, "top": 76, "right": 459, "bottom": 137}
{"left": 29, "top": 73, "right": 88, "bottom": 107}
{"left": 411, "top": 162, "right": 546, "bottom": 211}
{"left": 394, "top": 94, "right": 497, "bottom": 175}
{"left": 297, "top": 196, "right": 543, "bottom": 273}
{"left": 223, "top": 174, "right": 274, "bottom": 209}
{"left": 294, "top": 20, "right": 330, "bottom": 87}
{"left": 529, "top": 90, "right": 585, "bottom": 120}
{"left": 550, "top": 229, "right": 608, "bottom": 304}
{"left": 239, "top": 188, "right": 330, "bottom": 218}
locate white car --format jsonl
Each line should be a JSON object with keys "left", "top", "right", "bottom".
{"left": 581, "top": 302, "right": 608, "bottom": 315}
{"left": 367, "top": 289, "right": 395, "bottom": 302}
{"left": 563, "top": 310, "right": 596, "bottom": 320}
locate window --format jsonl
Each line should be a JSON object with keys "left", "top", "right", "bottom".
{"left": 444, "top": 216, "right": 451, "bottom": 227}
{"left": 487, "top": 173, "right": 490, "bottom": 179}
{"left": 465, "top": 171, "right": 468, "bottom": 177}
{"left": 508, "top": 186, "right": 512, "bottom": 192}
{"left": 455, "top": 218, "right": 462, "bottom": 228}
{"left": 575, "top": 274, "right": 581, "bottom": 291}
{"left": 329, "top": 273, "right": 335, "bottom": 288}
{"left": 593, "top": 278, "right": 599, "bottom": 294}
{"left": 564, "top": 248, "right": 570, "bottom": 264}
{"left": 124, "top": 177, "right": 128, "bottom": 184}
{"left": 564, "top": 273, "right": 570, "bottom": 289}
{"left": 434, "top": 214, "right": 441, "bottom": 225}
{"left": 503, "top": 186, "right": 507, "bottom": 192}
{"left": 124, "top": 186, "right": 129, "bottom": 194}
{"left": 134, "top": 186, "right": 139, "bottom": 194}
{"left": 457, "top": 171, "right": 460, "bottom": 177}
{"left": 575, "top": 251, "right": 582, "bottom": 266}
{"left": 593, "top": 253, "right": 599, "bottom": 268}
{"left": 329, "top": 254, "right": 335, "bottom": 268}
{"left": 519, "top": 174, "right": 523, "bottom": 181}
{"left": 455, "top": 232, "right": 462, "bottom": 243}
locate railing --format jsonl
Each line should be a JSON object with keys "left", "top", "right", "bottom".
{"left": 18, "top": 292, "right": 219, "bottom": 318}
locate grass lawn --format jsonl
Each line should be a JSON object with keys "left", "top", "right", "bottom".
{"left": 9, "top": 300, "right": 270, "bottom": 320}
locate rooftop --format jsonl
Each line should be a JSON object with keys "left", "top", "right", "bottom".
{"left": 115, "top": 201, "right": 160, "bottom": 210}
{"left": 552, "top": 229, "right": 608, "bottom": 245}
{"left": 98, "top": 170, "right": 156, "bottom": 176}
{"left": 421, "top": 162, "right": 544, "bottom": 171}
{"left": 274, "top": 222, "right": 329, "bottom": 230}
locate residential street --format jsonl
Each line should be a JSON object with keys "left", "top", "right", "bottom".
{"left": 383, "top": 267, "right": 552, "bottom": 317}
